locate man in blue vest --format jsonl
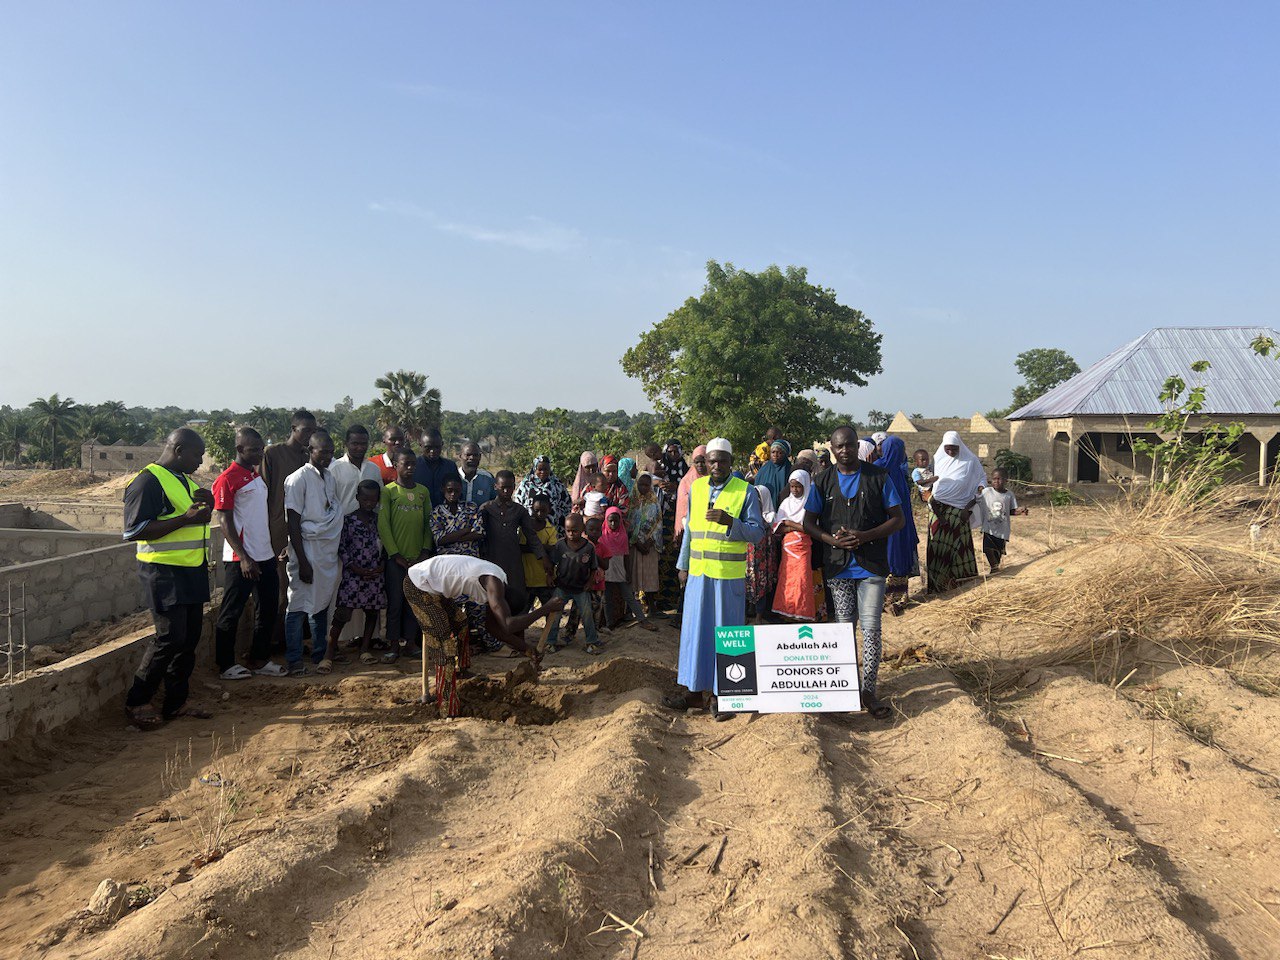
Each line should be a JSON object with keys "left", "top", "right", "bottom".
{"left": 122, "top": 428, "right": 214, "bottom": 728}
{"left": 663, "top": 437, "right": 767, "bottom": 719}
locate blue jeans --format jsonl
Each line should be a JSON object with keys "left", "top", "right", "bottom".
{"left": 285, "top": 608, "right": 330, "bottom": 670}
{"left": 826, "top": 575, "right": 886, "bottom": 698}
{"left": 546, "top": 587, "right": 599, "bottom": 647}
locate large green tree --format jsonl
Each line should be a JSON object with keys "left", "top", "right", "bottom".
{"left": 621, "top": 261, "right": 881, "bottom": 453}
{"left": 1009, "top": 348, "right": 1081, "bottom": 411}
{"left": 371, "top": 370, "right": 442, "bottom": 440}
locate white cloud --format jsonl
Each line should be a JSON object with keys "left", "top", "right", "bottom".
{"left": 369, "top": 201, "right": 583, "bottom": 254}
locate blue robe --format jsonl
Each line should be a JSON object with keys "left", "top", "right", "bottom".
{"left": 676, "top": 482, "right": 767, "bottom": 693}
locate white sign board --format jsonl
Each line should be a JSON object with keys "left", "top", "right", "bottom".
{"left": 715, "top": 622, "right": 862, "bottom": 713}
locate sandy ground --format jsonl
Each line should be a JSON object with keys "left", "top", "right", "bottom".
{"left": 1, "top": 502, "right": 1278, "bottom": 959}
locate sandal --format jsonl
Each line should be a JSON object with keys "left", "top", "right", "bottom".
{"left": 661, "top": 693, "right": 706, "bottom": 712}
{"left": 381, "top": 650, "right": 400, "bottom": 664}
{"left": 360, "top": 652, "right": 379, "bottom": 665}
{"left": 330, "top": 653, "right": 349, "bottom": 665}
{"left": 316, "top": 659, "right": 333, "bottom": 675}
{"left": 864, "top": 695, "right": 893, "bottom": 721}
{"left": 125, "top": 705, "right": 164, "bottom": 730}
{"left": 168, "top": 703, "right": 213, "bottom": 720}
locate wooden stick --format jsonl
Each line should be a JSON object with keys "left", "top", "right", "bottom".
{"left": 680, "top": 841, "right": 710, "bottom": 866}
{"left": 536, "top": 605, "right": 557, "bottom": 655}
{"left": 987, "top": 888, "right": 1023, "bottom": 935}
{"left": 708, "top": 835, "right": 728, "bottom": 875}
{"left": 647, "top": 842, "right": 658, "bottom": 893}
{"left": 604, "top": 910, "right": 646, "bottom": 939}
{"left": 1032, "top": 750, "right": 1088, "bottom": 765}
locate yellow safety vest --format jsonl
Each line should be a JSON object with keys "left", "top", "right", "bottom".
{"left": 687, "top": 475, "right": 749, "bottom": 579}
{"left": 135, "top": 463, "right": 209, "bottom": 567}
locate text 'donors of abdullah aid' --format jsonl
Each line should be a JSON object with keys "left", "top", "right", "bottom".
{"left": 714, "top": 622, "right": 862, "bottom": 713}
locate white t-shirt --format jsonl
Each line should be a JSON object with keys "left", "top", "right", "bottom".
{"left": 213, "top": 463, "right": 275, "bottom": 563}
{"left": 408, "top": 556, "right": 507, "bottom": 606}
{"left": 979, "top": 488, "right": 1018, "bottom": 541}
{"left": 330, "top": 455, "right": 384, "bottom": 515}
{"left": 583, "top": 491, "right": 608, "bottom": 517}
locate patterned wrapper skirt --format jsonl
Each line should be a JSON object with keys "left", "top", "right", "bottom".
{"left": 773, "top": 531, "right": 816, "bottom": 621}
{"left": 745, "top": 536, "right": 778, "bottom": 614}
{"left": 403, "top": 578, "right": 472, "bottom": 717}
{"left": 926, "top": 500, "right": 978, "bottom": 593}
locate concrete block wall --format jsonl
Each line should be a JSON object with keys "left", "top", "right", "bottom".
{"left": 0, "top": 503, "right": 27, "bottom": 528}
{"left": 22, "top": 501, "right": 124, "bottom": 533}
{"left": 0, "top": 528, "right": 121, "bottom": 567}
{"left": 0, "top": 543, "right": 142, "bottom": 648}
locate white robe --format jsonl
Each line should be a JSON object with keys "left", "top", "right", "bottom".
{"left": 283, "top": 463, "right": 344, "bottom": 614}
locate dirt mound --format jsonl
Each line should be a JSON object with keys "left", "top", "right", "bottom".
{"left": 0, "top": 469, "right": 110, "bottom": 498}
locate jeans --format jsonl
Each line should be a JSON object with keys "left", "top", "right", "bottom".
{"left": 546, "top": 587, "right": 599, "bottom": 647}
{"left": 285, "top": 608, "right": 330, "bottom": 669}
{"left": 126, "top": 602, "right": 205, "bottom": 718}
{"left": 384, "top": 564, "right": 422, "bottom": 646}
{"left": 214, "top": 557, "right": 278, "bottom": 669}
{"left": 826, "top": 575, "right": 886, "bottom": 698}
{"left": 604, "top": 581, "right": 647, "bottom": 628}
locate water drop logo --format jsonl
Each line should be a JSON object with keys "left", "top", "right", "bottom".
{"left": 725, "top": 663, "right": 747, "bottom": 682}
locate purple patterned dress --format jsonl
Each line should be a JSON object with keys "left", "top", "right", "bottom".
{"left": 337, "top": 512, "right": 387, "bottom": 610}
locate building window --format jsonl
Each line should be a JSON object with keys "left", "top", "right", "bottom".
{"left": 125, "top": 452, "right": 134, "bottom": 460}
{"left": 978, "top": 444, "right": 990, "bottom": 458}
{"left": 1115, "top": 434, "right": 1132, "bottom": 452}
{"left": 99, "top": 452, "right": 107, "bottom": 460}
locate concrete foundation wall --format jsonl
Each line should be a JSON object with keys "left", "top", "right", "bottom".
{"left": 0, "top": 504, "right": 27, "bottom": 528}
{"left": 0, "top": 544, "right": 143, "bottom": 648}
{"left": 22, "top": 501, "right": 124, "bottom": 533}
{"left": 0, "top": 528, "right": 121, "bottom": 567}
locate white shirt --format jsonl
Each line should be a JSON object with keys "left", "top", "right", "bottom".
{"left": 408, "top": 556, "right": 506, "bottom": 606}
{"left": 219, "top": 469, "right": 274, "bottom": 563}
{"left": 979, "top": 488, "right": 1018, "bottom": 540}
{"left": 283, "top": 463, "right": 343, "bottom": 542}
{"left": 330, "top": 455, "right": 384, "bottom": 515}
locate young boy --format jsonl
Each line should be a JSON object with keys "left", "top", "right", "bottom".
{"left": 480, "top": 469, "right": 552, "bottom": 618}
{"left": 579, "top": 473, "right": 610, "bottom": 518}
{"left": 378, "top": 449, "right": 432, "bottom": 662}
{"left": 327, "top": 480, "right": 386, "bottom": 668}
{"left": 911, "top": 449, "right": 934, "bottom": 503}
{"left": 545, "top": 513, "right": 599, "bottom": 652}
{"left": 521, "top": 494, "right": 559, "bottom": 610}
{"left": 979, "top": 468, "right": 1028, "bottom": 573}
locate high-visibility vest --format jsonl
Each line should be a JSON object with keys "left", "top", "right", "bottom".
{"left": 687, "top": 475, "right": 749, "bottom": 579}
{"left": 135, "top": 463, "right": 209, "bottom": 567}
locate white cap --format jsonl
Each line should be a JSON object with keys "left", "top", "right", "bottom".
{"left": 706, "top": 437, "right": 732, "bottom": 455}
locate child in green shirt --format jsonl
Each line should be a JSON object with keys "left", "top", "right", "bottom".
{"left": 379, "top": 450, "right": 434, "bottom": 661}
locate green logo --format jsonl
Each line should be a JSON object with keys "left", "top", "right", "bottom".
{"left": 798, "top": 625, "right": 814, "bottom": 640}
{"left": 715, "top": 625, "right": 756, "bottom": 654}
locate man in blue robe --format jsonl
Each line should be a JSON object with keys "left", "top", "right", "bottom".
{"left": 663, "top": 437, "right": 767, "bottom": 718}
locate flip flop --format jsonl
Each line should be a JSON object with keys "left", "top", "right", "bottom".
{"left": 219, "top": 664, "right": 253, "bottom": 680}
{"left": 864, "top": 695, "right": 893, "bottom": 720}
{"left": 316, "top": 659, "right": 333, "bottom": 675}
{"left": 360, "top": 652, "right": 378, "bottom": 665}
{"left": 125, "top": 705, "right": 163, "bottom": 730}
{"left": 661, "top": 693, "right": 705, "bottom": 712}
{"left": 381, "top": 650, "right": 400, "bottom": 664}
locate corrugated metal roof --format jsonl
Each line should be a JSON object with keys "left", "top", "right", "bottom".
{"left": 1007, "top": 327, "right": 1280, "bottom": 419}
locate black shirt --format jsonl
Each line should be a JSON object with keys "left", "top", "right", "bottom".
{"left": 551, "top": 539, "right": 597, "bottom": 592}
{"left": 123, "top": 467, "right": 212, "bottom": 612}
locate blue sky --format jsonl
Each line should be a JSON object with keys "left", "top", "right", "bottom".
{"left": 2, "top": 2, "right": 1276, "bottom": 419}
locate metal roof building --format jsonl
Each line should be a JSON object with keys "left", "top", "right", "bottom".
{"left": 1006, "top": 327, "right": 1280, "bottom": 485}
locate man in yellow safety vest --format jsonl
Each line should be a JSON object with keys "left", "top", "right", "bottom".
{"left": 122, "top": 428, "right": 213, "bottom": 728}
{"left": 663, "top": 437, "right": 767, "bottom": 719}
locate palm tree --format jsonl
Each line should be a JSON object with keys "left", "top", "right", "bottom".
{"left": 73, "top": 406, "right": 115, "bottom": 475}
{"left": 29, "top": 394, "right": 79, "bottom": 468}
{"left": 0, "top": 416, "right": 24, "bottom": 467}
{"left": 371, "top": 370, "right": 441, "bottom": 439}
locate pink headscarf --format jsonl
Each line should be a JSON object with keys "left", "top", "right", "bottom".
{"left": 596, "top": 506, "right": 630, "bottom": 559}
{"left": 571, "top": 451, "right": 598, "bottom": 502}
{"left": 674, "top": 444, "right": 708, "bottom": 534}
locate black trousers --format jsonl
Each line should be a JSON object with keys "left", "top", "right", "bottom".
{"left": 126, "top": 602, "right": 205, "bottom": 718}
{"left": 214, "top": 557, "right": 279, "bottom": 669}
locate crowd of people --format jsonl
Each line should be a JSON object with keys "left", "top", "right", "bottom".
{"left": 119, "top": 412, "right": 1025, "bottom": 728}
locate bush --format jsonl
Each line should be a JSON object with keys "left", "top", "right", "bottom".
{"left": 1049, "top": 488, "right": 1075, "bottom": 507}
{"left": 994, "top": 448, "right": 1032, "bottom": 483}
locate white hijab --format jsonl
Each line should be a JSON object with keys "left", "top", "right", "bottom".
{"left": 931, "top": 431, "right": 987, "bottom": 508}
{"left": 773, "top": 469, "right": 811, "bottom": 529}
{"left": 754, "top": 484, "right": 776, "bottom": 526}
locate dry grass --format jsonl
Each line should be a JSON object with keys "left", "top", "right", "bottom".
{"left": 929, "top": 468, "right": 1280, "bottom": 693}
{"left": 161, "top": 732, "right": 254, "bottom": 866}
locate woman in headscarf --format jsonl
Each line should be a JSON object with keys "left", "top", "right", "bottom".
{"left": 600, "top": 456, "right": 631, "bottom": 514}
{"left": 922, "top": 431, "right": 986, "bottom": 593}
{"left": 570, "top": 451, "right": 598, "bottom": 504}
{"left": 628, "top": 473, "right": 663, "bottom": 617}
{"left": 858, "top": 439, "right": 877, "bottom": 463}
{"left": 873, "top": 436, "right": 921, "bottom": 613}
{"left": 618, "top": 456, "right": 638, "bottom": 500}
{"left": 745, "top": 483, "right": 778, "bottom": 622}
{"left": 772, "top": 470, "right": 817, "bottom": 621}
{"left": 754, "top": 439, "right": 792, "bottom": 510}
{"left": 514, "top": 455, "right": 573, "bottom": 533}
